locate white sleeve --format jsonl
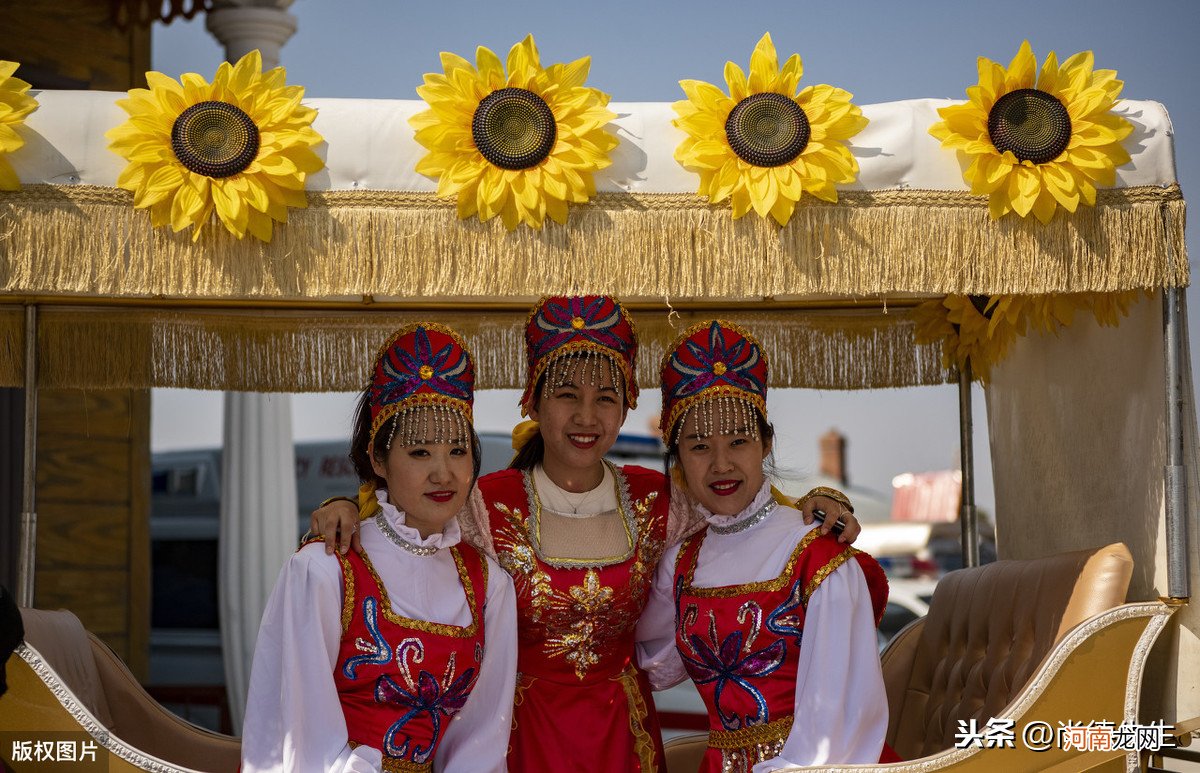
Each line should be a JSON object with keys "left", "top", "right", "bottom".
{"left": 752, "top": 558, "right": 887, "bottom": 772}
{"left": 435, "top": 557, "right": 517, "bottom": 773}
{"left": 241, "top": 545, "right": 382, "bottom": 773}
{"left": 635, "top": 542, "right": 688, "bottom": 691}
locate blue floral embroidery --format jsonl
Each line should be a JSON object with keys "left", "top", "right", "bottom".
{"left": 679, "top": 620, "right": 786, "bottom": 731}
{"left": 666, "top": 321, "right": 763, "bottom": 401}
{"left": 376, "top": 325, "right": 471, "bottom": 405}
{"left": 341, "top": 596, "right": 392, "bottom": 679}
{"left": 376, "top": 644, "right": 478, "bottom": 764}
{"left": 532, "top": 296, "right": 628, "bottom": 358}
{"left": 765, "top": 577, "right": 805, "bottom": 647}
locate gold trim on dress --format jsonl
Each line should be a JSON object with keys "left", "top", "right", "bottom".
{"left": 337, "top": 553, "right": 357, "bottom": 635}
{"left": 802, "top": 547, "right": 856, "bottom": 604}
{"left": 348, "top": 741, "right": 433, "bottom": 772}
{"left": 616, "top": 664, "right": 658, "bottom": 773}
{"left": 681, "top": 529, "right": 822, "bottom": 598}
{"left": 707, "top": 715, "right": 793, "bottom": 750}
{"left": 356, "top": 545, "right": 484, "bottom": 638}
{"left": 526, "top": 460, "right": 637, "bottom": 568}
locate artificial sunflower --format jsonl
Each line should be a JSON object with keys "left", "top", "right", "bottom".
{"left": 672, "top": 32, "right": 867, "bottom": 225}
{"left": 913, "top": 295, "right": 1029, "bottom": 381}
{"left": 914, "top": 291, "right": 1148, "bottom": 380}
{"left": 106, "top": 50, "right": 323, "bottom": 242}
{"left": 410, "top": 34, "right": 618, "bottom": 230}
{"left": 930, "top": 40, "right": 1132, "bottom": 223}
{"left": 0, "top": 61, "right": 38, "bottom": 190}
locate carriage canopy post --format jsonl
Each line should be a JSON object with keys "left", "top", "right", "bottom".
{"left": 16, "top": 303, "right": 37, "bottom": 607}
{"left": 958, "top": 362, "right": 980, "bottom": 568}
{"left": 1163, "top": 286, "right": 1190, "bottom": 599}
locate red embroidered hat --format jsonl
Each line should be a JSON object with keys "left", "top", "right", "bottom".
{"left": 659, "top": 320, "right": 769, "bottom": 444}
{"left": 519, "top": 295, "right": 639, "bottom": 414}
{"left": 368, "top": 322, "right": 475, "bottom": 449}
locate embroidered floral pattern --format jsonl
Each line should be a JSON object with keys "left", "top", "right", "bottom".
{"left": 490, "top": 467, "right": 668, "bottom": 681}
{"left": 678, "top": 608, "right": 786, "bottom": 731}
{"left": 377, "top": 645, "right": 479, "bottom": 764}
{"left": 375, "top": 325, "right": 472, "bottom": 407}
{"left": 342, "top": 596, "right": 393, "bottom": 679}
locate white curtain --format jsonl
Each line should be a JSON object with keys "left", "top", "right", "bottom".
{"left": 985, "top": 293, "right": 1200, "bottom": 726}
{"left": 219, "top": 392, "right": 297, "bottom": 733}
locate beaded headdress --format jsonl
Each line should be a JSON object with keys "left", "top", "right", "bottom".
{"left": 659, "top": 320, "right": 769, "bottom": 445}
{"left": 520, "top": 295, "right": 639, "bottom": 415}
{"left": 368, "top": 323, "right": 475, "bottom": 452}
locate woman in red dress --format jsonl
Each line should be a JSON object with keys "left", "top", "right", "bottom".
{"left": 243, "top": 324, "right": 517, "bottom": 772}
{"left": 638, "top": 320, "right": 898, "bottom": 771}
{"left": 314, "top": 298, "right": 862, "bottom": 772}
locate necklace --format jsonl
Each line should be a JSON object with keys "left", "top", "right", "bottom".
{"left": 708, "top": 499, "right": 777, "bottom": 536}
{"left": 537, "top": 465, "right": 607, "bottom": 515}
{"left": 374, "top": 512, "right": 439, "bottom": 556}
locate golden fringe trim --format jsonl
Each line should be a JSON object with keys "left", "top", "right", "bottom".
{"left": 616, "top": 665, "right": 658, "bottom": 773}
{"left": 0, "top": 185, "right": 1187, "bottom": 300}
{"left": 0, "top": 307, "right": 20, "bottom": 386}
{"left": 707, "top": 715, "right": 793, "bottom": 749}
{"left": 0, "top": 305, "right": 949, "bottom": 391}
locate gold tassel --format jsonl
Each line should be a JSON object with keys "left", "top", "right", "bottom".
{"left": 0, "top": 185, "right": 1187, "bottom": 301}
{"left": 7, "top": 305, "right": 950, "bottom": 392}
{"left": 0, "top": 307, "right": 21, "bottom": 387}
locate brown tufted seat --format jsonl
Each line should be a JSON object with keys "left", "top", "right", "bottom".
{"left": 880, "top": 542, "right": 1134, "bottom": 761}
{"left": 6, "top": 608, "right": 241, "bottom": 771}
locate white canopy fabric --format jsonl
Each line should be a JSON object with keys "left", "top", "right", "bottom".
{"left": 10, "top": 94, "right": 1178, "bottom": 192}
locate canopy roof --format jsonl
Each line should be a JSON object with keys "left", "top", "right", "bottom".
{"left": 0, "top": 93, "right": 1186, "bottom": 391}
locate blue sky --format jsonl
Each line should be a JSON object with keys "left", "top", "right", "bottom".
{"left": 148, "top": 0, "right": 1200, "bottom": 514}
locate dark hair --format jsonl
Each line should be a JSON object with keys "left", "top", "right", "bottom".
{"left": 509, "top": 431, "right": 545, "bottom": 471}
{"left": 349, "top": 388, "right": 483, "bottom": 489}
{"left": 665, "top": 410, "right": 777, "bottom": 482}
{"left": 509, "top": 367, "right": 549, "bottom": 470}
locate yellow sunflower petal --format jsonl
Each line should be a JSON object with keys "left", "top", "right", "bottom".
{"left": 1005, "top": 41, "right": 1037, "bottom": 91}
{"left": 748, "top": 33, "right": 778, "bottom": 94}
{"left": 724, "top": 61, "right": 749, "bottom": 102}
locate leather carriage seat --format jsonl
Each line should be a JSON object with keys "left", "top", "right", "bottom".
{"left": 881, "top": 542, "right": 1134, "bottom": 761}
{"left": 18, "top": 607, "right": 241, "bottom": 772}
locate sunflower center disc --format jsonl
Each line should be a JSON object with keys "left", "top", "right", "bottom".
{"left": 171, "top": 101, "right": 260, "bottom": 178}
{"left": 987, "top": 88, "right": 1072, "bottom": 165}
{"left": 472, "top": 87, "right": 557, "bottom": 170}
{"left": 725, "top": 92, "right": 810, "bottom": 167}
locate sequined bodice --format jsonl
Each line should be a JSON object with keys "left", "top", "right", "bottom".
{"left": 333, "top": 545, "right": 487, "bottom": 769}
{"left": 483, "top": 465, "right": 668, "bottom": 683}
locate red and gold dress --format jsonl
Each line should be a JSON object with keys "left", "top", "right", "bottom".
{"left": 638, "top": 484, "right": 895, "bottom": 772}
{"left": 479, "top": 462, "right": 670, "bottom": 772}
{"left": 334, "top": 544, "right": 487, "bottom": 770}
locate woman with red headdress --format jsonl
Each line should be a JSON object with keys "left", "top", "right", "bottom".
{"left": 638, "top": 320, "right": 897, "bottom": 771}
{"left": 313, "top": 297, "right": 862, "bottom": 772}
{"left": 243, "top": 324, "right": 517, "bottom": 773}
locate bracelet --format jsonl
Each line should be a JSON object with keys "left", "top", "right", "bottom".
{"left": 319, "top": 495, "right": 357, "bottom": 509}
{"left": 796, "top": 486, "right": 854, "bottom": 514}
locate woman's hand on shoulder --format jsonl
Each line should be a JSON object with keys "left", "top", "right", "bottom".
{"left": 309, "top": 498, "right": 363, "bottom": 556}
{"left": 796, "top": 490, "right": 861, "bottom": 544}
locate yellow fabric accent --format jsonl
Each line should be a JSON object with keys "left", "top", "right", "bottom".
{"left": 770, "top": 485, "right": 792, "bottom": 507}
{"left": 357, "top": 482, "right": 380, "bottom": 521}
{"left": 511, "top": 419, "right": 541, "bottom": 452}
{"left": 0, "top": 185, "right": 1185, "bottom": 301}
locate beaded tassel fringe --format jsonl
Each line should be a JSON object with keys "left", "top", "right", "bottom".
{"left": 384, "top": 404, "right": 470, "bottom": 450}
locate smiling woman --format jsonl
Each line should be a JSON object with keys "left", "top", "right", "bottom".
{"left": 638, "top": 320, "right": 897, "bottom": 771}
{"left": 241, "top": 324, "right": 518, "bottom": 773}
